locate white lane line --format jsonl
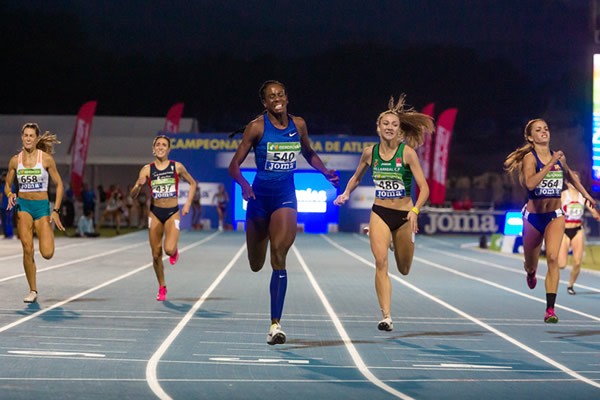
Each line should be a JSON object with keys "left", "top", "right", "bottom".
{"left": 413, "top": 363, "right": 512, "bottom": 369}
{"left": 324, "top": 235, "right": 600, "bottom": 390}
{"left": 0, "top": 240, "right": 96, "bottom": 262}
{"left": 20, "top": 335, "right": 136, "bottom": 342}
{"left": 145, "top": 243, "right": 246, "bottom": 400}
{"left": 422, "top": 246, "right": 600, "bottom": 294}
{"left": 8, "top": 350, "right": 105, "bottom": 358}
{"left": 0, "top": 241, "right": 147, "bottom": 283}
{"left": 0, "top": 232, "right": 221, "bottom": 334}
{"left": 209, "top": 357, "right": 310, "bottom": 364}
{"left": 292, "top": 245, "right": 414, "bottom": 400}
{"left": 38, "top": 325, "right": 148, "bottom": 331}
{"left": 202, "top": 330, "right": 316, "bottom": 337}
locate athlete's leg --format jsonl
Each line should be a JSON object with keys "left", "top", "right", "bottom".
{"left": 267, "top": 207, "right": 296, "bottom": 325}
{"left": 522, "top": 218, "right": 544, "bottom": 274}
{"left": 34, "top": 216, "right": 55, "bottom": 260}
{"left": 370, "top": 211, "right": 392, "bottom": 319}
{"left": 162, "top": 211, "right": 180, "bottom": 257}
{"left": 17, "top": 212, "right": 36, "bottom": 292}
{"left": 543, "top": 217, "right": 565, "bottom": 294}
{"left": 148, "top": 213, "right": 166, "bottom": 287}
{"left": 246, "top": 215, "right": 270, "bottom": 272}
{"left": 216, "top": 206, "right": 224, "bottom": 229}
{"left": 392, "top": 222, "right": 414, "bottom": 276}
{"left": 568, "top": 229, "right": 584, "bottom": 288}
{"left": 557, "top": 234, "right": 571, "bottom": 269}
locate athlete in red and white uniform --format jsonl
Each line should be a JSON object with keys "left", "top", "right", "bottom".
{"left": 558, "top": 172, "right": 600, "bottom": 295}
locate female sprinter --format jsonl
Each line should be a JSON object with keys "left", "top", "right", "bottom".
{"left": 334, "top": 95, "right": 433, "bottom": 331}
{"left": 558, "top": 171, "right": 600, "bottom": 295}
{"left": 504, "top": 119, "right": 596, "bottom": 322}
{"left": 4, "top": 123, "right": 65, "bottom": 303}
{"left": 131, "top": 135, "right": 196, "bottom": 301}
{"left": 228, "top": 80, "right": 339, "bottom": 345}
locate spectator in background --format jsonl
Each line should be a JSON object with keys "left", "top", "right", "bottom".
{"left": 191, "top": 181, "right": 202, "bottom": 230}
{"left": 97, "top": 184, "right": 106, "bottom": 204}
{"left": 81, "top": 183, "right": 96, "bottom": 221}
{"left": 124, "top": 185, "right": 134, "bottom": 228}
{"left": 0, "top": 172, "right": 15, "bottom": 239}
{"left": 76, "top": 209, "right": 100, "bottom": 237}
{"left": 212, "top": 183, "right": 229, "bottom": 231}
{"left": 62, "top": 184, "right": 75, "bottom": 227}
{"left": 98, "top": 187, "right": 123, "bottom": 235}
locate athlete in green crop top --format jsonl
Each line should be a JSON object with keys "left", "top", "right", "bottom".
{"left": 335, "top": 95, "right": 434, "bottom": 332}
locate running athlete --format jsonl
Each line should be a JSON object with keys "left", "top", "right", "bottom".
{"left": 334, "top": 95, "right": 433, "bottom": 331}
{"left": 228, "top": 80, "right": 339, "bottom": 345}
{"left": 4, "top": 123, "right": 65, "bottom": 303}
{"left": 131, "top": 135, "right": 197, "bottom": 301}
{"left": 558, "top": 171, "right": 600, "bottom": 295}
{"left": 504, "top": 119, "right": 596, "bottom": 322}
{"left": 212, "top": 183, "right": 229, "bottom": 231}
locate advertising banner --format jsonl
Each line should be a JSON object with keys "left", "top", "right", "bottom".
{"left": 70, "top": 101, "right": 97, "bottom": 198}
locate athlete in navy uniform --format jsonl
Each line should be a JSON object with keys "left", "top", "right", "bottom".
{"left": 131, "top": 135, "right": 196, "bottom": 301}
{"left": 229, "top": 80, "right": 339, "bottom": 345}
{"left": 505, "top": 119, "right": 596, "bottom": 322}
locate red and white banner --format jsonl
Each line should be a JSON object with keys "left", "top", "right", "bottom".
{"left": 430, "top": 108, "right": 458, "bottom": 205}
{"left": 164, "top": 103, "right": 184, "bottom": 133}
{"left": 70, "top": 101, "right": 97, "bottom": 198}
{"left": 416, "top": 103, "right": 435, "bottom": 182}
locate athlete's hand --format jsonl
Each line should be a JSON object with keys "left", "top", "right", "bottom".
{"left": 6, "top": 193, "right": 16, "bottom": 210}
{"left": 241, "top": 182, "right": 255, "bottom": 201}
{"left": 51, "top": 211, "right": 65, "bottom": 231}
{"left": 325, "top": 169, "right": 339, "bottom": 187}
{"left": 406, "top": 209, "right": 419, "bottom": 233}
{"left": 334, "top": 193, "right": 349, "bottom": 206}
{"left": 550, "top": 150, "right": 564, "bottom": 165}
{"left": 586, "top": 195, "right": 597, "bottom": 210}
{"left": 181, "top": 204, "right": 190, "bottom": 216}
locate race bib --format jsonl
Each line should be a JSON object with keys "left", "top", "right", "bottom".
{"left": 534, "top": 171, "right": 562, "bottom": 197}
{"left": 265, "top": 142, "right": 301, "bottom": 171}
{"left": 152, "top": 178, "right": 177, "bottom": 199}
{"left": 17, "top": 168, "right": 43, "bottom": 191}
{"left": 374, "top": 174, "right": 406, "bottom": 199}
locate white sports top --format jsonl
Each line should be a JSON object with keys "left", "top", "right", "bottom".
{"left": 562, "top": 190, "right": 585, "bottom": 224}
{"left": 16, "top": 150, "right": 49, "bottom": 193}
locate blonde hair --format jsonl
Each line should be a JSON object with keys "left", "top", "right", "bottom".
{"left": 21, "top": 122, "right": 60, "bottom": 154}
{"left": 503, "top": 119, "right": 544, "bottom": 185}
{"left": 376, "top": 95, "right": 434, "bottom": 149}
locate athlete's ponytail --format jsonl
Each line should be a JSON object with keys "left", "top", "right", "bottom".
{"left": 504, "top": 119, "right": 543, "bottom": 186}
{"left": 21, "top": 123, "right": 60, "bottom": 154}
{"left": 377, "top": 95, "right": 434, "bottom": 149}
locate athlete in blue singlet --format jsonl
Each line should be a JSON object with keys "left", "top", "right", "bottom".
{"left": 229, "top": 80, "right": 339, "bottom": 345}
{"left": 4, "top": 123, "right": 65, "bottom": 303}
{"left": 505, "top": 119, "right": 596, "bottom": 323}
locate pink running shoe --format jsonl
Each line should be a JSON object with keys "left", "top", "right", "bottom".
{"left": 544, "top": 307, "right": 558, "bottom": 323}
{"left": 526, "top": 271, "right": 537, "bottom": 289}
{"left": 169, "top": 249, "right": 179, "bottom": 265}
{"left": 156, "top": 286, "right": 167, "bottom": 301}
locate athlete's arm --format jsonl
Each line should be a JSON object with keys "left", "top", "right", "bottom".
{"left": 176, "top": 162, "right": 196, "bottom": 216}
{"left": 4, "top": 156, "right": 17, "bottom": 210}
{"left": 562, "top": 158, "right": 597, "bottom": 209}
{"left": 334, "top": 145, "right": 372, "bottom": 206}
{"left": 404, "top": 145, "right": 428, "bottom": 233}
{"left": 131, "top": 165, "right": 150, "bottom": 199}
{"left": 45, "top": 153, "right": 65, "bottom": 231}
{"left": 522, "top": 151, "right": 563, "bottom": 191}
{"left": 295, "top": 116, "right": 339, "bottom": 187}
{"left": 228, "top": 119, "right": 261, "bottom": 200}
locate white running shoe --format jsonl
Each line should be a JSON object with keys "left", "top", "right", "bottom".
{"left": 378, "top": 317, "right": 393, "bottom": 331}
{"left": 24, "top": 291, "right": 38, "bottom": 303}
{"left": 266, "top": 323, "right": 286, "bottom": 345}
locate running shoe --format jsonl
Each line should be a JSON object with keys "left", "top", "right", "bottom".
{"left": 156, "top": 286, "right": 167, "bottom": 301}
{"left": 544, "top": 307, "right": 558, "bottom": 323}
{"left": 169, "top": 249, "right": 179, "bottom": 265}
{"left": 567, "top": 286, "right": 576, "bottom": 295}
{"left": 23, "top": 291, "right": 37, "bottom": 303}
{"left": 266, "top": 323, "right": 286, "bottom": 345}
{"left": 526, "top": 271, "right": 537, "bottom": 289}
{"left": 378, "top": 317, "right": 393, "bottom": 331}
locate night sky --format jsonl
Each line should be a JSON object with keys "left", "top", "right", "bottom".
{"left": 0, "top": 0, "right": 594, "bottom": 175}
